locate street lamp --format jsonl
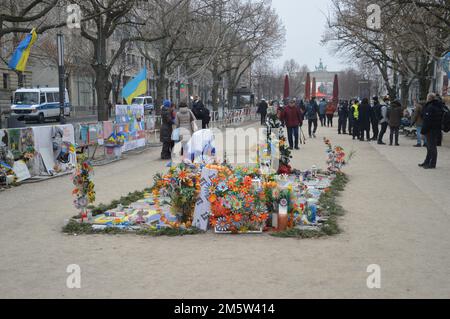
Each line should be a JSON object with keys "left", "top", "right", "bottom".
{"left": 57, "top": 33, "right": 66, "bottom": 124}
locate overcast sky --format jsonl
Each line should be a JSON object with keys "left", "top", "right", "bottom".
{"left": 271, "top": 0, "right": 347, "bottom": 72}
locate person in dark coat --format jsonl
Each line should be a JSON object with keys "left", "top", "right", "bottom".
{"left": 370, "top": 96, "right": 381, "bottom": 140}
{"left": 338, "top": 100, "right": 349, "bottom": 134}
{"left": 358, "top": 98, "right": 371, "bottom": 141}
{"left": 257, "top": 99, "right": 269, "bottom": 125}
{"left": 306, "top": 97, "right": 320, "bottom": 138}
{"left": 388, "top": 100, "right": 403, "bottom": 146}
{"left": 281, "top": 99, "right": 303, "bottom": 150}
{"left": 419, "top": 93, "right": 445, "bottom": 169}
{"left": 160, "top": 100, "right": 174, "bottom": 160}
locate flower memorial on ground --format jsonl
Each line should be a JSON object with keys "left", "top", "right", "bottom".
{"left": 208, "top": 165, "right": 269, "bottom": 233}
{"left": 63, "top": 130, "right": 352, "bottom": 238}
{"left": 72, "top": 154, "right": 96, "bottom": 222}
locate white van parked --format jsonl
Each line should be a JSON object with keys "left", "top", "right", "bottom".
{"left": 11, "top": 87, "right": 71, "bottom": 123}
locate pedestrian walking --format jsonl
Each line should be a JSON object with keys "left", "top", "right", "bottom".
{"left": 326, "top": 102, "right": 336, "bottom": 127}
{"left": 306, "top": 97, "right": 320, "bottom": 138}
{"left": 319, "top": 98, "right": 327, "bottom": 127}
{"left": 338, "top": 100, "right": 349, "bottom": 134}
{"left": 419, "top": 93, "right": 445, "bottom": 169}
{"left": 160, "top": 100, "right": 174, "bottom": 160}
{"left": 370, "top": 96, "right": 381, "bottom": 140}
{"left": 388, "top": 100, "right": 403, "bottom": 146}
{"left": 411, "top": 100, "right": 427, "bottom": 147}
{"left": 359, "top": 98, "right": 371, "bottom": 141}
{"left": 281, "top": 99, "right": 303, "bottom": 150}
{"left": 257, "top": 99, "right": 269, "bottom": 125}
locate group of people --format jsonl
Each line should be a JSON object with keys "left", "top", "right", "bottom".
{"left": 336, "top": 94, "right": 447, "bottom": 169}
{"left": 159, "top": 96, "right": 211, "bottom": 160}
{"left": 257, "top": 92, "right": 447, "bottom": 169}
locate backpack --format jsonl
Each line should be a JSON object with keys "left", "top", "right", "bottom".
{"left": 442, "top": 105, "right": 450, "bottom": 133}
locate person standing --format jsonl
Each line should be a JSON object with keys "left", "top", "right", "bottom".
{"left": 359, "top": 98, "right": 371, "bottom": 141}
{"left": 411, "top": 100, "right": 427, "bottom": 147}
{"left": 370, "top": 96, "right": 381, "bottom": 141}
{"left": 419, "top": 93, "right": 444, "bottom": 169}
{"left": 282, "top": 100, "right": 303, "bottom": 150}
{"left": 377, "top": 97, "right": 390, "bottom": 145}
{"left": 306, "top": 97, "right": 320, "bottom": 138}
{"left": 348, "top": 99, "right": 354, "bottom": 135}
{"left": 352, "top": 100, "right": 360, "bottom": 140}
{"left": 388, "top": 100, "right": 403, "bottom": 146}
{"left": 338, "top": 100, "right": 349, "bottom": 134}
{"left": 257, "top": 99, "right": 269, "bottom": 125}
{"left": 160, "top": 100, "right": 174, "bottom": 160}
{"left": 325, "top": 102, "right": 336, "bottom": 127}
{"left": 319, "top": 98, "right": 327, "bottom": 127}
{"left": 175, "top": 101, "right": 197, "bottom": 157}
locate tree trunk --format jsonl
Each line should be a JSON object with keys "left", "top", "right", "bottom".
{"left": 156, "top": 70, "right": 167, "bottom": 114}
{"left": 94, "top": 65, "right": 111, "bottom": 121}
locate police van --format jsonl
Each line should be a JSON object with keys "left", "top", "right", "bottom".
{"left": 11, "top": 87, "right": 71, "bottom": 123}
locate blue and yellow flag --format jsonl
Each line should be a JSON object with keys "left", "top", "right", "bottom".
{"left": 8, "top": 28, "right": 38, "bottom": 72}
{"left": 122, "top": 67, "right": 147, "bottom": 105}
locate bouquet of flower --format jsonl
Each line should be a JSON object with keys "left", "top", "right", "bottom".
{"left": 72, "top": 154, "right": 95, "bottom": 220}
{"left": 324, "top": 138, "right": 348, "bottom": 172}
{"left": 208, "top": 165, "right": 269, "bottom": 233}
{"left": 152, "top": 163, "right": 201, "bottom": 224}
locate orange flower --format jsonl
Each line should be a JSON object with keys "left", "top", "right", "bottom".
{"left": 209, "top": 194, "right": 217, "bottom": 203}
{"left": 178, "top": 170, "right": 189, "bottom": 182}
{"left": 233, "top": 214, "right": 242, "bottom": 223}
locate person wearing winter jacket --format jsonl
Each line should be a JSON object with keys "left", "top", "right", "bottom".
{"left": 358, "top": 98, "right": 371, "bottom": 141}
{"left": 337, "top": 100, "right": 349, "bottom": 134}
{"left": 370, "top": 96, "right": 381, "bottom": 141}
{"left": 281, "top": 100, "right": 303, "bottom": 150}
{"left": 325, "top": 103, "right": 336, "bottom": 127}
{"left": 306, "top": 97, "right": 320, "bottom": 138}
{"left": 411, "top": 100, "right": 427, "bottom": 147}
{"left": 160, "top": 100, "right": 174, "bottom": 160}
{"left": 319, "top": 98, "right": 327, "bottom": 127}
{"left": 419, "top": 93, "right": 445, "bottom": 169}
{"left": 388, "top": 100, "right": 403, "bottom": 146}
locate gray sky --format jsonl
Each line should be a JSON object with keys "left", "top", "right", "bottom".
{"left": 271, "top": 0, "right": 346, "bottom": 72}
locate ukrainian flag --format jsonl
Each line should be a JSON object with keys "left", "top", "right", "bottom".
{"left": 8, "top": 28, "right": 38, "bottom": 72}
{"left": 122, "top": 67, "right": 148, "bottom": 105}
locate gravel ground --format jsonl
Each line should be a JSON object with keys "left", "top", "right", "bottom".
{"left": 0, "top": 124, "right": 449, "bottom": 299}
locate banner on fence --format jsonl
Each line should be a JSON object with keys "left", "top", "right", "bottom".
{"left": 115, "top": 105, "right": 146, "bottom": 151}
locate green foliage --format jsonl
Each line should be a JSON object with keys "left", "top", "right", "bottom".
{"left": 62, "top": 219, "right": 203, "bottom": 237}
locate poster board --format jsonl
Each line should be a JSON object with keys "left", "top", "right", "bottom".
{"left": 115, "top": 105, "right": 146, "bottom": 152}
{"left": 192, "top": 168, "right": 218, "bottom": 231}
{"left": 32, "top": 124, "right": 76, "bottom": 175}
{"left": 13, "top": 160, "right": 31, "bottom": 182}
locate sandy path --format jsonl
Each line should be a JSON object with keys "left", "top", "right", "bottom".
{"left": 0, "top": 123, "right": 449, "bottom": 298}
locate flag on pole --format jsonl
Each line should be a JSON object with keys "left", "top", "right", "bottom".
{"left": 122, "top": 67, "right": 147, "bottom": 105}
{"left": 8, "top": 28, "right": 38, "bottom": 72}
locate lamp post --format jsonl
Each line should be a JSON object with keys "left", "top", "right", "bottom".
{"left": 57, "top": 33, "right": 66, "bottom": 124}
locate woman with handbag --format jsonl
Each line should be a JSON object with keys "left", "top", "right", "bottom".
{"left": 175, "top": 102, "right": 197, "bottom": 157}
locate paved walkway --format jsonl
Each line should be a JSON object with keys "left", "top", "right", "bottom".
{"left": 0, "top": 124, "right": 449, "bottom": 298}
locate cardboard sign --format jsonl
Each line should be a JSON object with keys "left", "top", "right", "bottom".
{"left": 192, "top": 168, "right": 218, "bottom": 231}
{"left": 13, "top": 160, "right": 31, "bottom": 182}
